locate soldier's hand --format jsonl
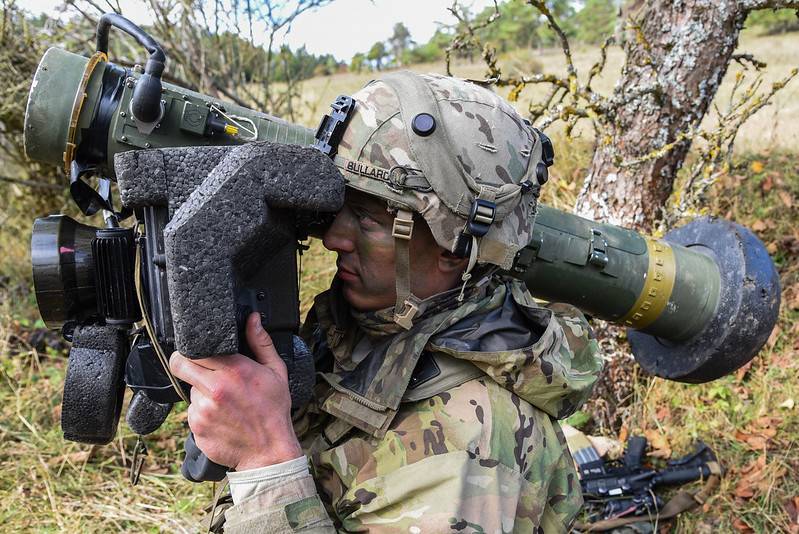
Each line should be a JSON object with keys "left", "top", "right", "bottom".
{"left": 169, "top": 312, "right": 303, "bottom": 471}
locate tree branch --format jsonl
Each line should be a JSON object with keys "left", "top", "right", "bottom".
{"left": 738, "top": 0, "right": 799, "bottom": 9}
{"left": 731, "top": 53, "right": 767, "bottom": 70}
{"left": 0, "top": 176, "right": 63, "bottom": 190}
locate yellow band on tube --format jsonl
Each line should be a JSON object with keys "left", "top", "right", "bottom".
{"left": 619, "top": 238, "right": 676, "bottom": 330}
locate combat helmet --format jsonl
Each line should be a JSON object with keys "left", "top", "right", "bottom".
{"left": 313, "top": 71, "right": 553, "bottom": 329}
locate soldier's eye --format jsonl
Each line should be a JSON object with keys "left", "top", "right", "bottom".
{"left": 353, "top": 207, "right": 377, "bottom": 225}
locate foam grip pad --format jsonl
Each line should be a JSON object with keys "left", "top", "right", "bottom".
{"left": 126, "top": 390, "right": 173, "bottom": 435}
{"left": 148, "top": 142, "right": 343, "bottom": 357}
{"left": 62, "top": 325, "right": 128, "bottom": 444}
{"left": 288, "top": 335, "right": 315, "bottom": 411}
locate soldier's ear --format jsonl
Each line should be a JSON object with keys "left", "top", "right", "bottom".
{"left": 438, "top": 249, "right": 469, "bottom": 274}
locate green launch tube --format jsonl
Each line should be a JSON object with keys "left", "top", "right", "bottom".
{"left": 24, "top": 47, "right": 312, "bottom": 177}
{"left": 24, "top": 47, "right": 780, "bottom": 383}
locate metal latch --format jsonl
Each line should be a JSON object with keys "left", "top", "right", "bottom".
{"left": 513, "top": 235, "right": 543, "bottom": 273}
{"left": 588, "top": 229, "right": 609, "bottom": 269}
{"left": 313, "top": 95, "right": 356, "bottom": 158}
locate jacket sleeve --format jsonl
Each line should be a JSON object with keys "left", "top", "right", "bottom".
{"left": 223, "top": 458, "right": 335, "bottom": 534}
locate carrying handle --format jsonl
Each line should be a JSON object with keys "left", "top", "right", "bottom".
{"left": 96, "top": 13, "right": 166, "bottom": 123}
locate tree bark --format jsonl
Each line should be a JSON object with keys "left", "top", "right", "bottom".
{"left": 575, "top": 0, "right": 799, "bottom": 231}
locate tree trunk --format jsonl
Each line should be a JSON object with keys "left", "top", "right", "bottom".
{"left": 575, "top": 0, "right": 798, "bottom": 231}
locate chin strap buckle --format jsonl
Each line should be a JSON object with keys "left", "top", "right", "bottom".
{"left": 392, "top": 211, "right": 414, "bottom": 240}
{"left": 394, "top": 296, "right": 420, "bottom": 330}
{"left": 467, "top": 198, "right": 496, "bottom": 238}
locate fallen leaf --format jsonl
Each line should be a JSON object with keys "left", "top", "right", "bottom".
{"left": 735, "top": 430, "right": 771, "bottom": 450}
{"left": 736, "top": 359, "right": 754, "bottom": 382}
{"left": 767, "top": 241, "right": 779, "bottom": 254}
{"left": 618, "top": 424, "right": 629, "bottom": 444}
{"left": 733, "top": 517, "right": 754, "bottom": 533}
{"left": 655, "top": 405, "right": 671, "bottom": 422}
{"left": 785, "top": 495, "right": 799, "bottom": 526}
{"left": 779, "top": 190, "right": 795, "bottom": 208}
{"left": 644, "top": 429, "right": 672, "bottom": 459}
{"left": 734, "top": 453, "right": 788, "bottom": 500}
{"left": 780, "top": 398, "right": 796, "bottom": 410}
{"left": 734, "top": 455, "right": 766, "bottom": 499}
{"left": 761, "top": 173, "right": 773, "bottom": 193}
{"left": 751, "top": 220, "right": 767, "bottom": 232}
{"left": 755, "top": 416, "right": 782, "bottom": 428}
{"left": 47, "top": 450, "right": 91, "bottom": 467}
{"left": 736, "top": 416, "right": 782, "bottom": 450}
{"left": 51, "top": 403, "right": 62, "bottom": 423}
{"left": 767, "top": 326, "right": 782, "bottom": 349}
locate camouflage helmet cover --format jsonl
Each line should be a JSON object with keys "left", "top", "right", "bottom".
{"left": 332, "top": 71, "right": 546, "bottom": 270}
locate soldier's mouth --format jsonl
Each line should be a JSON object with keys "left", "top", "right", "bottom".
{"left": 336, "top": 263, "right": 359, "bottom": 282}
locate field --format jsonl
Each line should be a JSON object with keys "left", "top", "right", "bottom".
{"left": 1, "top": 30, "right": 798, "bottom": 532}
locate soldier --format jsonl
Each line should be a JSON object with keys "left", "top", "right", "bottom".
{"left": 170, "top": 72, "right": 603, "bottom": 533}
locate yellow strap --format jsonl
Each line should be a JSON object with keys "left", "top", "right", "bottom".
{"left": 619, "top": 238, "right": 676, "bottom": 330}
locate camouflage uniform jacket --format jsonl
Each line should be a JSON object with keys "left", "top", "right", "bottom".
{"left": 223, "top": 276, "right": 602, "bottom": 533}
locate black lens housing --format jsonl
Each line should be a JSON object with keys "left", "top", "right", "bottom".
{"left": 31, "top": 215, "right": 100, "bottom": 329}
{"left": 31, "top": 215, "right": 141, "bottom": 331}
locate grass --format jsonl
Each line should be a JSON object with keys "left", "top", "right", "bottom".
{"left": 1, "top": 31, "right": 798, "bottom": 533}
{"left": 649, "top": 152, "right": 799, "bottom": 533}
{"left": 288, "top": 31, "right": 799, "bottom": 155}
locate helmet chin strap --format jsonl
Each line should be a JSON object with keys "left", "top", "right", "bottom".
{"left": 457, "top": 235, "right": 479, "bottom": 303}
{"left": 392, "top": 209, "right": 421, "bottom": 330}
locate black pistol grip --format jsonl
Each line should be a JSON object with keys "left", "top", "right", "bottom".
{"left": 181, "top": 432, "right": 228, "bottom": 482}
{"left": 624, "top": 436, "right": 648, "bottom": 469}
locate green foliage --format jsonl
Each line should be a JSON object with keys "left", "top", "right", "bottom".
{"left": 367, "top": 41, "right": 388, "bottom": 70}
{"left": 566, "top": 410, "right": 592, "bottom": 429}
{"left": 474, "top": 0, "right": 541, "bottom": 52}
{"left": 389, "top": 22, "right": 413, "bottom": 66}
{"left": 746, "top": 8, "right": 799, "bottom": 35}
{"left": 574, "top": 0, "right": 618, "bottom": 45}
{"left": 404, "top": 30, "right": 450, "bottom": 65}
{"left": 272, "top": 44, "right": 343, "bottom": 82}
{"left": 346, "top": 0, "right": 620, "bottom": 70}
{"left": 350, "top": 52, "right": 367, "bottom": 73}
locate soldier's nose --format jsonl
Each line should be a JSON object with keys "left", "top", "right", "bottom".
{"left": 322, "top": 210, "right": 356, "bottom": 254}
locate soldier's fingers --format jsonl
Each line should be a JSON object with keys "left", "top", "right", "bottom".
{"left": 169, "top": 351, "right": 214, "bottom": 395}
{"left": 245, "top": 313, "right": 287, "bottom": 376}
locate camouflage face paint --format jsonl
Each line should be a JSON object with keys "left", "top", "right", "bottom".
{"left": 322, "top": 190, "right": 453, "bottom": 311}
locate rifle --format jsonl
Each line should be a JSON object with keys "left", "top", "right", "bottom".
{"left": 575, "top": 436, "right": 722, "bottom": 525}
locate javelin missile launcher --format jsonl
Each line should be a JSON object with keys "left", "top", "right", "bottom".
{"left": 23, "top": 14, "right": 780, "bottom": 481}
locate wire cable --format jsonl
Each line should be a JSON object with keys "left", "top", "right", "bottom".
{"left": 133, "top": 219, "right": 190, "bottom": 404}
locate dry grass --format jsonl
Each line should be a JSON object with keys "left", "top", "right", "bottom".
{"left": 1, "top": 30, "right": 798, "bottom": 533}
{"left": 290, "top": 31, "right": 798, "bottom": 155}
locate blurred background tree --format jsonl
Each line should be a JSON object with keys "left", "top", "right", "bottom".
{"left": 388, "top": 22, "right": 413, "bottom": 67}
{"left": 367, "top": 40, "right": 388, "bottom": 70}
